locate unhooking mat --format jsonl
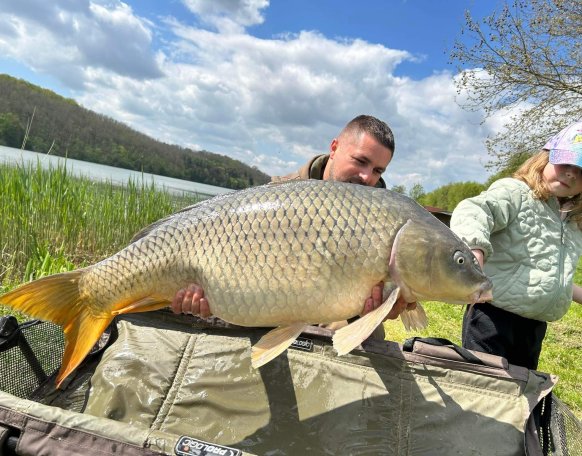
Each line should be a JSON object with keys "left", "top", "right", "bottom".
{"left": 0, "top": 310, "right": 559, "bottom": 455}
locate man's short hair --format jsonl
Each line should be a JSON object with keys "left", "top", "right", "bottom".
{"left": 341, "top": 115, "right": 395, "bottom": 155}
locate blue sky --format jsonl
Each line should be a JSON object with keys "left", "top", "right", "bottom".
{"left": 0, "top": 0, "right": 507, "bottom": 191}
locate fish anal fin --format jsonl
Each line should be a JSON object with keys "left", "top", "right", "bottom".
{"left": 251, "top": 323, "right": 308, "bottom": 368}
{"left": 57, "top": 313, "right": 113, "bottom": 388}
{"left": 111, "top": 295, "right": 172, "bottom": 315}
{"left": 400, "top": 302, "right": 429, "bottom": 331}
{"left": 332, "top": 287, "right": 400, "bottom": 356}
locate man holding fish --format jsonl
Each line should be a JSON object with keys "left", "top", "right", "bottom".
{"left": 171, "top": 114, "right": 417, "bottom": 327}
{"left": 1, "top": 114, "right": 492, "bottom": 386}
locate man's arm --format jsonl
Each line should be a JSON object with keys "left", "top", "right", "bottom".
{"left": 572, "top": 284, "right": 582, "bottom": 304}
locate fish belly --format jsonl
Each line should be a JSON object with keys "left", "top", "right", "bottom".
{"left": 173, "top": 183, "right": 394, "bottom": 326}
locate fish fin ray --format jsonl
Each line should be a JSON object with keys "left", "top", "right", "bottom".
{"left": 129, "top": 202, "right": 204, "bottom": 243}
{"left": 0, "top": 270, "right": 86, "bottom": 326}
{"left": 400, "top": 302, "right": 428, "bottom": 331}
{"left": 332, "top": 287, "right": 400, "bottom": 356}
{"left": 112, "top": 295, "right": 171, "bottom": 315}
{"left": 0, "top": 271, "right": 115, "bottom": 388}
{"left": 58, "top": 313, "right": 113, "bottom": 388}
{"left": 251, "top": 323, "right": 308, "bottom": 368}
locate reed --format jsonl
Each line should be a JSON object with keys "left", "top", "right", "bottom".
{"left": 0, "top": 160, "right": 199, "bottom": 287}
{"left": 0, "top": 160, "right": 580, "bottom": 420}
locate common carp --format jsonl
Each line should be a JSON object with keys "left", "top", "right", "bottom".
{"left": 0, "top": 180, "right": 492, "bottom": 387}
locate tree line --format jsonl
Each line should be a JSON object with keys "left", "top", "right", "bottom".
{"left": 391, "top": 151, "right": 534, "bottom": 211}
{"left": 0, "top": 75, "right": 270, "bottom": 190}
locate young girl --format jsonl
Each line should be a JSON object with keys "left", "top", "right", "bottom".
{"left": 450, "top": 121, "right": 582, "bottom": 370}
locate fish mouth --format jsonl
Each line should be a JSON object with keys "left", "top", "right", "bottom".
{"left": 470, "top": 280, "right": 493, "bottom": 304}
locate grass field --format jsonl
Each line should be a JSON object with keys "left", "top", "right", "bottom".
{"left": 0, "top": 160, "right": 580, "bottom": 420}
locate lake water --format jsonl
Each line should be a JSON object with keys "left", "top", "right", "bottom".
{"left": 0, "top": 145, "right": 234, "bottom": 199}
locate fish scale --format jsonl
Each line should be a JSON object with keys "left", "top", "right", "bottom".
{"left": 0, "top": 179, "right": 493, "bottom": 386}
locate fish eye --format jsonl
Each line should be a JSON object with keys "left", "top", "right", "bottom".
{"left": 453, "top": 251, "right": 466, "bottom": 265}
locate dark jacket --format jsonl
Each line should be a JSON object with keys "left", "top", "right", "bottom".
{"left": 271, "top": 154, "right": 387, "bottom": 188}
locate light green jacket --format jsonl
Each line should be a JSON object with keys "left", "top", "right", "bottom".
{"left": 450, "top": 178, "right": 582, "bottom": 321}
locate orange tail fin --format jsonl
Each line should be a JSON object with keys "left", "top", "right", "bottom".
{"left": 0, "top": 270, "right": 112, "bottom": 388}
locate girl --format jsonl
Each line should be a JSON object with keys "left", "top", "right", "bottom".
{"left": 450, "top": 121, "right": 582, "bottom": 370}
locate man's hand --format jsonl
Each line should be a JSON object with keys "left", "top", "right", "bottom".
{"left": 360, "top": 281, "right": 417, "bottom": 320}
{"left": 171, "top": 284, "right": 212, "bottom": 317}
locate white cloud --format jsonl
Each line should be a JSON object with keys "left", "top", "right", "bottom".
{"left": 0, "top": 0, "right": 161, "bottom": 86}
{"left": 182, "top": 0, "right": 269, "bottom": 33}
{"left": 0, "top": 0, "right": 500, "bottom": 191}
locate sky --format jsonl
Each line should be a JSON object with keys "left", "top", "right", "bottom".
{"left": 0, "top": 0, "right": 508, "bottom": 192}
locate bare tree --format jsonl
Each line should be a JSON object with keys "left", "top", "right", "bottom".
{"left": 450, "top": 0, "right": 582, "bottom": 169}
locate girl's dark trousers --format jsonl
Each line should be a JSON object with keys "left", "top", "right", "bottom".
{"left": 462, "top": 302, "right": 547, "bottom": 371}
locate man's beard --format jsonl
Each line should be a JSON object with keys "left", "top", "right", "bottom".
{"left": 328, "top": 161, "right": 365, "bottom": 185}
{"left": 348, "top": 177, "right": 366, "bottom": 185}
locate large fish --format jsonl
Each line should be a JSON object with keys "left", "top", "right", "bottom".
{"left": 0, "top": 180, "right": 492, "bottom": 387}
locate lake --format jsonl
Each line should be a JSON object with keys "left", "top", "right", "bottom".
{"left": 0, "top": 145, "right": 234, "bottom": 199}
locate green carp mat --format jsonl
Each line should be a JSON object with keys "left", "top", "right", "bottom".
{"left": 0, "top": 310, "right": 562, "bottom": 455}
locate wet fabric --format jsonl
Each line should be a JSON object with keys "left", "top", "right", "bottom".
{"left": 79, "top": 311, "right": 554, "bottom": 456}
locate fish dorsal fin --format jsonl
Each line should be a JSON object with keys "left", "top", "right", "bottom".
{"left": 251, "top": 323, "right": 309, "bottom": 368}
{"left": 129, "top": 201, "right": 205, "bottom": 243}
{"left": 332, "top": 287, "right": 400, "bottom": 356}
{"left": 400, "top": 302, "right": 428, "bottom": 331}
{"left": 266, "top": 178, "right": 307, "bottom": 187}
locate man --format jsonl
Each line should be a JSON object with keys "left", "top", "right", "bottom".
{"left": 172, "top": 115, "right": 416, "bottom": 327}
{"left": 272, "top": 114, "right": 391, "bottom": 187}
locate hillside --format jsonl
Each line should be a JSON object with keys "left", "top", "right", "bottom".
{"left": 0, "top": 74, "right": 270, "bottom": 189}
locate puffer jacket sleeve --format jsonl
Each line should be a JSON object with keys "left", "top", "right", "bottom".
{"left": 450, "top": 178, "right": 525, "bottom": 260}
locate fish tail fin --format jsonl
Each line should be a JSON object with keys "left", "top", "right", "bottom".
{"left": 58, "top": 311, "right": 112, "bottom": 387}
{"left": 251, "top": 323, "right": 308, "bottom": 368}
{"left": 0, "top": 270, "right": 86, "bottom": 324}
{"left": 0, "top": 270, "right": 112, "bottom": 388}
{"left": 333, "top": 287, "right": 400, "bottom": 356}
{"left": 400, "top": 302, "right": 428, "bottom": 331}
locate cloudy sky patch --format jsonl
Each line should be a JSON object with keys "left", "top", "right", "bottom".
{"left": 0, "top": 0, "right": 501, "bottom": 191}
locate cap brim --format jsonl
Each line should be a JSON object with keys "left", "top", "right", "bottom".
{"left": 549, "top": 149, "right": 582, "bottom": 168}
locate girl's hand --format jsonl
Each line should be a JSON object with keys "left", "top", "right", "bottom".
{"left": 472, "top": 249, "right": 485, "bottom": 269}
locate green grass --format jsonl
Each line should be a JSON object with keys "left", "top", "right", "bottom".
{"left": 0, "top": 160, "right": 199, "bottom": 287}
{"left": 0, "top": 160, "right": 580, "bottom": 421}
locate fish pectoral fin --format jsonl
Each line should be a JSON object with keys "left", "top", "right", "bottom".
{"left": 111, "top": 295, "right": 171, "bottom": 316}
{"left": 58, "top": 313, "right": 113, "bottom": 388}
{"left": 400, "top": 302, "right": 428, "bottom": 331}
{"left": 251, "top": 323, "right": 309, "bottom": 368}
{"left": 332, "top": 287, "right": 400, "bottom": 356}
